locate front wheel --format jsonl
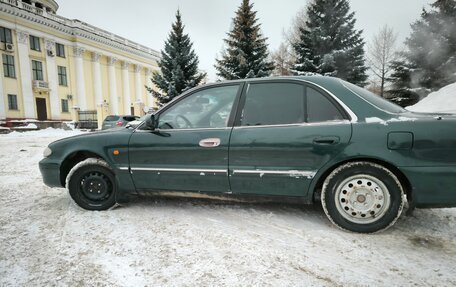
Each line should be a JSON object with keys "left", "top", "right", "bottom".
{"left": 321, "top": 162, "right": 405, "bottom": 233}
{"left": 66, "top": 158, "right": 117, "bottom": 210}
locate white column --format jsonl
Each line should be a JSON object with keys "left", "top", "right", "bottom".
{"left": 0, "top": 59, "right": 5, "bottom": 120}
{"left": 121, "top": 61, "right": 131, "bottom": 114}
{"left": 73, "top": 46, "right": 86, "bottom": 110}
{"left": 92, "top": 52, "right": 103, "bottom": 106}
{"left": 145, "top": 67, "right": 153, "bottom": 110}
{"left": 16, "top": 30, "right": 35, "bottom": 119}
{"left": 134, "top": 64, "right": 142, "bottom": 103}
{"left": 107, "top": 57, "right": 118, "bottom": 115}
{"left": 45, "top": 38, "right": 60, "bottom": 120}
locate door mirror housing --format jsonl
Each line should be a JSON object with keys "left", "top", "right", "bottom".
{"left": 145, "top": 114, "right": 157, "bottom": 130}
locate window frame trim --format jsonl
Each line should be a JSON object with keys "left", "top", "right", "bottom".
{"left": 29, "top": 35, "right": 41, "bottom": 52}
{"left": 7, "top": 94, "right": 18, "bottom": 110}
{"left": 0, "top": 27, "right": 12, "bottom": 44}
{"left": 31, "top": 59, "right": 44, "bottom": 81}
{"left": 232, "top": 79, "right": 353, "bottom": 128}
{"left": 57, "top": 65, "right": 67, "bottom": 86}
{"left": 56, "top": 43, "right": 65, "bottom": 58}
{"left": 2, "top": 54, "right": 16, "bottom": 78}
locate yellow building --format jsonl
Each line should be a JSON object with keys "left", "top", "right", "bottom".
{"left": 0, "top": 0, "right": 159, "bottom": 127}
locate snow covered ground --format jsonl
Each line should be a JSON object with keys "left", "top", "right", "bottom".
{"left": 0, "top": 129, "right": 456, "bottom": 286}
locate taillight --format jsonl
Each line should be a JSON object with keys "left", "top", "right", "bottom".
{"left": 116, "top": 121, "right": 123, "bottom": 126}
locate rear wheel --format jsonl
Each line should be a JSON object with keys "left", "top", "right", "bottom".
{"left": 321, "top": 162, "right": 405, "bottom": 233}
{"left": 66, "top": 158, "right": 116, "bottom": 210}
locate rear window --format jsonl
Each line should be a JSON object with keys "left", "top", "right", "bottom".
{"left": 123, "top": 116, "right": 139, "bottom": 121}
{"left": 105, "top": 116, "right": 120, "bottom": 121}
{"left": 341, "top": 80, "right": 405, "bottom": 113}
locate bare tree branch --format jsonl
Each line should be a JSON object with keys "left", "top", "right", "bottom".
{"left": 367, "top": 25, "right": 398, "bottom": 97}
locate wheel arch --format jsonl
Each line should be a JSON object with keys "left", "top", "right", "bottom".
{"left": 60, "top": 150, "right": 107, "bottom": 187}
{"left": 312, "top": 157, "right": 412, "bottom": 203}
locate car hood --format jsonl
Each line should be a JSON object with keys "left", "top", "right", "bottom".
{"left": 49, "top": 127, "right": 133, "bottom": 146}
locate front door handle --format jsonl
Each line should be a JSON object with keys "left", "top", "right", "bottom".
{"left": 313, "top": 136, "right": 340, "bottom": 145}
{"left": 199, "top": 138, "right": 221, "bottom": 148}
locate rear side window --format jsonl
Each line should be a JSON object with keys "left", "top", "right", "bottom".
{"left": 239, "top": 82, "right": 346, "bottom": 126}
{"left": 105, "top": 116, "right": 120, "bottom": 121}
{"left": 307, "top": 87, "right": 345, "bottom": 122}
{"left": 241, "top": 83, "right": 305, "bottom": 126}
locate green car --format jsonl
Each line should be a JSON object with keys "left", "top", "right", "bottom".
{"left": 39, "top": 76, "right": 456, "bottom": 233}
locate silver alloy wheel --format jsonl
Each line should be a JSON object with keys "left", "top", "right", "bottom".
{"left": 334, "top": 174, "right": 391, "bottom": 224}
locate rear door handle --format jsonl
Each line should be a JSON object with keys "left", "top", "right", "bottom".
{"left": 199, "top": 138, "right": 221, "bottom": 148}
{"left": 313, "top": 136, "right": 340, "bottom": 145}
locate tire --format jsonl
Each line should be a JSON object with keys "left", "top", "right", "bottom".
{"left": 66, "top": 158, "right": 117, "bottom": 210}
{"left": 321, "top": 162, "right": 405, "bottom": 233}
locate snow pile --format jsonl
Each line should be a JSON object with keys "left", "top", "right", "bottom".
{"left": 3, "top": 127, "right": 85, "bottom": 138}
{"left": 407, "top": 82, "right": 456, "bottom": 113}
{"left": 14, "top": 123, "right": 38, "bottom": 129}
{"left": 8, "top": 119, "right": 39, "bottom": 123}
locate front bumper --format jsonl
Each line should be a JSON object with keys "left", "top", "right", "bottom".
{"left": 39, "top": 159, "right": 62, "bottom": 188}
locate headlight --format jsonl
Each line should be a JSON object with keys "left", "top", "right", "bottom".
{"left": 43, "top": 147, "right": 52, "bottom": 158}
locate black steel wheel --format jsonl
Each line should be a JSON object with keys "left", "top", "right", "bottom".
{"left": 67, "top": 158, "right": 117, "bottom": 210}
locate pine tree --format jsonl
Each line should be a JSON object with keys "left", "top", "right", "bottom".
{"left": 292, "top": 0, "right": 368, "bottom": 86}
{"left": 215, "top": 0, "right": 274, "bottom": 80}
{"left": 147, "top": 10, "right": 206, "bottom": 104}
{"left": 389, "top": 0, "right": 456, "bottom": 105}
{"left": 387, "top": 59, "right": 420, "bottom": 106}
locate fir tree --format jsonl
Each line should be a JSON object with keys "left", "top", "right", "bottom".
{"left": 292, "top": 0, "right": 368, "bottom": 86}
{"left": 215, "top": 0, "right": 274, "bottom": 80}
{"left": 389, "top": 0, "right": 456, "bottom": 105}
{"left": 147, "top": 10, "right": 206, "bottom": 104}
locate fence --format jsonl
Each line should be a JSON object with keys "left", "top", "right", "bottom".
{"left": 78, "top": 110, "right": 98, "bottom": 129}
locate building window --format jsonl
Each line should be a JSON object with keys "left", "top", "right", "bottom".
{"left": 56, "top": 43, "right": 65, "bottom": 58}
{"left": 32, "top": 60, "right": 43, "bottom": 81}
{"left": 30, "top": 35, "right": 41, "bottom": 51}
{"left": 2, "top": 54, "right": 15, "bottom": 78}
{"left": 8, "top": 94, "right": 18, "bottom": 110}
{"left": 0, "top": 27, "right": 12, "bottom": 44}
{"left": 61, "top": 99, "right": 69, "bottom": 112}
{"left": 58, "top": 66, "right": 67, "bottom": 86}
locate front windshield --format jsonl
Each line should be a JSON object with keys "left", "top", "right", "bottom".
{"left": 341, "top": 80, "right": 405, "bottom": 114}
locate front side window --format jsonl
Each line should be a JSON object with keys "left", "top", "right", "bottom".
{"left": 56, "top": 43, "right": 65, "bottom": 57}
{"left": 2, "top": 54, "right": 15, "bottom": 78}
{"left": 240, "top": 82, "right": 305, "bottom": 126}
{"left": 158, "top": 85, "right": 240, "bottom": 130}
{"left": 30, "top": 35, "right": 41, "bottom": 51}
{"left": 8, "top": 94, "right": 18, "bottom": 110}
{"left": 32, "top": 60, "right": 43, "bottom": 81}
{"left": 61, "top": 99, "right": 69, "bottom": 112}
{"left": 0, "top": 27, "right": 12, "bottom": 44}
{"left": 58, "top": 66, "right": 67, "bottom": 86}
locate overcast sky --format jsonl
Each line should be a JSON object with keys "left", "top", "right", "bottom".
{"left": 58, "top": 0, "right": 431, "bottom": 82}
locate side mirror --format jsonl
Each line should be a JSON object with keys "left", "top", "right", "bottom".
{"left": 145, "top": 114, "right": 157, "bottom": 130}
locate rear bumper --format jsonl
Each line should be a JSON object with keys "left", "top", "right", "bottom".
{"left": 400, "top": 166, "right": 456, "bottom": 208}
{"left": 39, "top": 159, "right": 62, "bottom": 188}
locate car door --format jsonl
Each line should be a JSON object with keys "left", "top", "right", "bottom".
{"left": 128, "top": 83, "right": 242, "bottom": 193}
{"left": 228, "top": 80, "right": 352, "bottom": 197}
